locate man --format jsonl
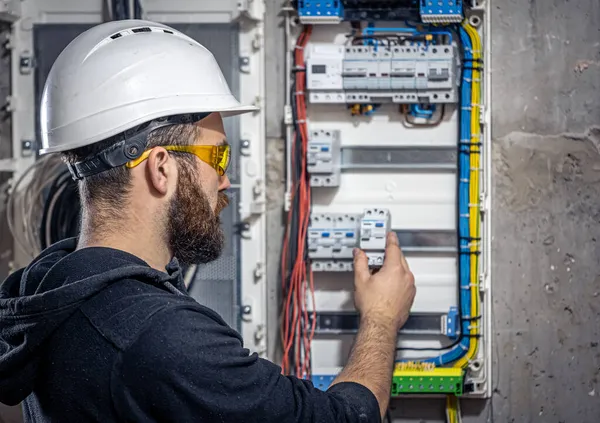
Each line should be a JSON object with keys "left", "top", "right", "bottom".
{"left": 0, "top": 20, "right": 416, "bottom": 422}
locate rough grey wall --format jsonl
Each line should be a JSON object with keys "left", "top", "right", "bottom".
{"left": 491, "top": 0, "right": 600, "bottom": 422}
{"left": 264, "top": 0, "right": 600, "bottom": 421}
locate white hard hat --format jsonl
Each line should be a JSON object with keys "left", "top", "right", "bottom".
{"left": 40, "top": 20, "right": 257, "bottom": 154}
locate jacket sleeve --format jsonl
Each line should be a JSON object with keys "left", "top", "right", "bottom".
{"left": 111, "top": 305, "right": 380, "bottom": 423}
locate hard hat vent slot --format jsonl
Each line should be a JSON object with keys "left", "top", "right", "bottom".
{"left": 107, "top": 27, "right": 175, "bottom": 44}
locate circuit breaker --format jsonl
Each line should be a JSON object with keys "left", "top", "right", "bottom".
{"left": 359, "top": 208, "right": 391, "bottom": 268}
{"left": 308, "top": 208, "right": 391, "bottom": 271}
{"left": 308, "top": 212, "right": 360, "bottom": 272}
{"left": 307, "top": 44, "right": 458, "bottom": 104}
{"left": 307, "top": 130, "right": 341, "bottom": 187}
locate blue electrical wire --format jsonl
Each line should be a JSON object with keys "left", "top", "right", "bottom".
{"left": 362, "top": 27, "right": 454, "bottom": 45}
{"left": 410, "top": 104, "right": 436, "bottom": 119}
{"left": 396, "top": 26, "right": 473, "bottom": 366}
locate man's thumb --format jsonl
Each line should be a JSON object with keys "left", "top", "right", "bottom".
{"left": 353, "top": 248, "right": 370, "bottom": 282}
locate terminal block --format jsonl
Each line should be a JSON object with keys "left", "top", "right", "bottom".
{"left": 391, "top": 367, "right": 464, "bottom": 395}
{"left": 307, "top": 44, "right": 458, "bottom": 105}
{"left": 295, "top": 1, "right": 421, "bottom": 24}
{"left": 296, "top": 0, "right": 344, "bottom": 24}
{"left": 359, "top": 208, "right": 391, "bottom": 268}
{"left": 419, "top": 0, "right": 464, "bottom": 24}
{"left": 312, "top": 374, "right": 336, "bottom": 391}
{"left": 314, "top": 367, "right": 464, "bottom": 395}
{"left": 307, "top": 130, "right": 341, "bottom": 187}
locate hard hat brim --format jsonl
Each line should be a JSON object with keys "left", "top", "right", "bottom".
{"left": 40, "top": 100, "right": 259, "bottom": 155}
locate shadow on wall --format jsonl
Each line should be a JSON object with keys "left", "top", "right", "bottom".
{"left": 0, "top": 404, "right": 22, "bottom": 423}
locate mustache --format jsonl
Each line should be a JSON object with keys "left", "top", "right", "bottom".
{"left": 215, "top": 192, "right": 229, "bottom": 213}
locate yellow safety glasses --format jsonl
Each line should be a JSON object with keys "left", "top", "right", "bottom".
{"left": 126, "top": 144, "right": 230, "bottom": 176}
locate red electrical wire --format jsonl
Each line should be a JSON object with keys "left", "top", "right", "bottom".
{"left": 281, "top": 25, "right": 313, "bottom": 377}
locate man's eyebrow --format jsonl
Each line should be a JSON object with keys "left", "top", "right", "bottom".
{"left": 217, "top": 139, "right": 229, "bottom": 146}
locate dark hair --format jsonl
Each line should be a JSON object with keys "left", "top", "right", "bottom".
{"left": 62, "top": 123, "right": 200, "bottom": 221}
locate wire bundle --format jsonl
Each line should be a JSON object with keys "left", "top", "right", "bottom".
{"left": 39, "top": 169, "right": 81, "bottom": 251}
{"left": 422, "top": 23, "right": 481, "bottom": 367}
{"left": 445, "top": 394, "right": 461, "bottom": 423}
{"left": 280, "top": 25, "right": 316, "bottom": 378}
{"left": 394, "top": 23, "right": 482, "bottom": 367}
{"left": 6, "top": 155, "right": 81, "bottom": 259}
{"left": 454, "top": 22, "right": 482, "bottom": 369}
{"left": 6, "top": 155, "right": 65, "bottom": 258}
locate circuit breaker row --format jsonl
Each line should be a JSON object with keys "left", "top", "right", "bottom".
{"left": 307, "top": 44, "right": 458, "bottom": 105}
{"left": 308, "top": 208, "right": 391, "bottom": 271}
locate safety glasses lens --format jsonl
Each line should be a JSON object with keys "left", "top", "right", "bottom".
{"left": 216, "top": 146, "right": 230, "bottom": 175}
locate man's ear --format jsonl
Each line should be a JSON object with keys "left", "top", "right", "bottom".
{"left": 146, "top": 147, "right": 173, "bottom": 196}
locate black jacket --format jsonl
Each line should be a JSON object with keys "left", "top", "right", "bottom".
{"left": 0, "top": 239, "right": 379, "bottom": 422}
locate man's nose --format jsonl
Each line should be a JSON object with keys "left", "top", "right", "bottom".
{"left": 219, "top": 174, "right": 231, "bottom": 191}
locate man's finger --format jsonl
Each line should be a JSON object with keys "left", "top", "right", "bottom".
{"left": 353, "top": 248, "right": 370, "bottom": 283}
{"left": 381, "top": 232, "right": 405, "bottom": 270}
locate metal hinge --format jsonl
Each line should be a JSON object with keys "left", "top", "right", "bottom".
{"left": 254, "top": 262, "right": 264, "bottom": 281}
{"left": 234, "top": 0, "right": 262, "bottom": 22}
{"left": 4, "top": 95, "right": 15, "bottom": 113}
{"left": 239, "top": 55, "right": 250, "bottom": 73}
{"left": 0, "top": 0, "right": 21, "bottom": 23}
{"left": 2, "top": 33, "right": 14, "bottom": 50}
{"left": 249, "top": 179, "right": 266, "bottom": 215}
{"left": 254, "top": 324, "right": 265, "bottom": 344}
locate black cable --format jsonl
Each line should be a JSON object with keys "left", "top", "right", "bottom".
{"left": 134, "top": 0, "right": 142, "bottom": 19}
{"left": 39, "top": 168, "right": 80, "bottom": 249}
{"left": 112, "top": 0, "right": 127, "bottom": 20}
{"left": 51, "top": 173, "right": 74, "bottom": 244}
{"left": 281, "top": 77, "right": 303, "bottom": 374}
{"left": 122, "top": 0, "right": 130, "bottom": 20}
{"left": 40, "top": 170, "right": 68, "bottom": 249}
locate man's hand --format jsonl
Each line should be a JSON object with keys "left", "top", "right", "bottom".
{"left": 353, "top": 232, "right": 416, "bottom": 331}
{"left": 331, "top": 232, "right": 416, "bottom": 418}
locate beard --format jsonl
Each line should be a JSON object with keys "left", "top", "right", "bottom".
{"left": 166, "top": 161, "right": 229, "bottom": 266}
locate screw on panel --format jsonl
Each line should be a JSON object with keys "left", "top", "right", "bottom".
{"left": 235, "top": 221, "right": 252, "bottom": 239}
{"left": 21, "top": 140, "right": 34, "bottom": 157}
{"left": 239, "top": 56, "right": 250, "bottom": 73}
{"left": 240, "top": 139, "right": 251, "bottom": 156}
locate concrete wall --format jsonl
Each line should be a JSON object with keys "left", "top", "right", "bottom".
{"left": 264, "top": 0, "right": 600, "bottom": 421}
{"left": 491, "top": 0, "right": 600, "bottom": 421}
